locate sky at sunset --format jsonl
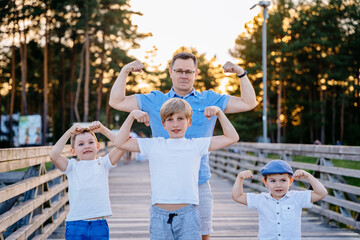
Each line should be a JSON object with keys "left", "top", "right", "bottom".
{"left": 128, "top": 0, "right": 266, "bottom": 69}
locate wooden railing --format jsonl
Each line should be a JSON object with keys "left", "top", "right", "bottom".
{"left": 0, "top": 143, "right": 109, "bottom": 240}
{"left": 1, "top": 142, "right": 359, "bottom": 238}
{"left": 209, "top": 142, "right": 360, "bottom": 230}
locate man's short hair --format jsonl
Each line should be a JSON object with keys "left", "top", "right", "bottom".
{"left": 70, "top": 128, "right": 98, "bottom": 148}
{"left": 160, "top": 98, "right": 193, "bottom": 122}
{"left": 171, "top": 52, "right": 197, "bottom": 68}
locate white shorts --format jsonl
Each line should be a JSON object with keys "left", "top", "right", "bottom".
{"left": 198, "top": 181, "right": 213, "bottom": 235}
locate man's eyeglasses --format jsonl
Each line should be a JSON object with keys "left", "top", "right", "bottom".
{"left": 173, "top": 69, "right": 196, "bottom": 76}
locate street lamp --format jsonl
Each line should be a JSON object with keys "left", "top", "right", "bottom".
{"left": 114, "top": 114, "right": 120, "bottom": 129}
{"left": 251, "top": 1, "right": 270, "bottom": 143}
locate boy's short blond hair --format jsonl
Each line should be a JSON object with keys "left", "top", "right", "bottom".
{"left": 160, "top": 98, "right": 193, "bottom": 122}
{"left": 70, "top": 128, "right": 98, "bottom": 148}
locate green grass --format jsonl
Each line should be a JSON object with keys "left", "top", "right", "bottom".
{"left": 11, "top": 162, "right": 55, "bottom": 173}
{"left": 267, "top": 154, "right": 281, "bottom": 159}
{"left": 332, "top": 159, "right": 360, "bottom": 170}
{"left": 292, "top": 156, "right": 317, "bottom": 164}
{"left": 291, "top": 156, "right": 360, "bottom": 187}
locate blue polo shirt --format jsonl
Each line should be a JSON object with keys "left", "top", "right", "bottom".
{"left": 135, "top": 88, "right": 230, "bottom": 184}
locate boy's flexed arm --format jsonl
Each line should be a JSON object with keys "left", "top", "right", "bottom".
{"left": 114, "top": 110, "right": 150, "bottom": 152}
{"left": 206, "top": 106, "right": 239, "bottom": 151}
{"left": 109, "top": 60, "right": 143, "bottom": 112}
{"left": 88, "top": 121, "right": 125, "bottom": 166}
{"left": 293, "top": 170, "right": 328, "bottom": 202}
{"left": 49, "top": 124, "right": 83, "bottom": 172}
{"left": 88, "top": 121, "right": 115, "bottom": 142}
{"left": 232, "top": 170, "right": 253, "bottom": 205}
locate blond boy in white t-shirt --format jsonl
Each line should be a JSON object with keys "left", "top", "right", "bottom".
{"left": 114, "top": 98, "right": 239, "bottom": 239}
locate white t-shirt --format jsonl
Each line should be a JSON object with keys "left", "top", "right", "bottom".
{"left": 129, "top": 131, "right": 138, "bottom": 138}
{"left": 62, "top": 154, "right": 117, "bottom": 221}
{"left": 247, "top": 190, "right": 312, "bottom": 240}
{"left": 138, "top": 137, "right": 211, "bottom": 205}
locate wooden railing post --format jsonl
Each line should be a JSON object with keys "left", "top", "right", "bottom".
{"left": 320, "top": 157, "right": 353, "bottom": 220}
{"left": 318, "top": 157, "right": 330, "bottom": 225}
{"left": 281, "top": 152, "right": 292, "bottom": 162}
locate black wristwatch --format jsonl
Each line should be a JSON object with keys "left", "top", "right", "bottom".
{"left": 238, "top": 70, "right": 247, "bottom": 78}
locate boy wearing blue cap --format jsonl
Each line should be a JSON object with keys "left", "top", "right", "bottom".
{"left": 232, "top": 160, "right": 327, "bottom": 240}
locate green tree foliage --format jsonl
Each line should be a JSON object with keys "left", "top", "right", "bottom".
{"left": 0, "top": 0, "right": 148, "bottom": 146}
{"left": 230, "top": 0, "right": 360, "bottom": 145}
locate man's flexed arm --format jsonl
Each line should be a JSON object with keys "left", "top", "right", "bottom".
{"left": 109, "top": 60, "right": 143, "bottom": 112}
{"left": 222, "top": 61, "right": 257, "bottom": 113}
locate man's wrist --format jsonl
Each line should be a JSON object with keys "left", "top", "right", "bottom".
{"left": 238, "top": 70, "right": 247, "bottom": 78}
{"left": 122, "top": 66, "right": 131, "bottom": 74}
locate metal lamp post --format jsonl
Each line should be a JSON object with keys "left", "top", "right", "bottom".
{"left": 115, "top": 114, "right": 120, "bottom": 129}
{"left": 251, "top": 1, "right": 270, "bottom": 143}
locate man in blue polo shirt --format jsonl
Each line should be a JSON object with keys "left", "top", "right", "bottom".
{"left": 109, "top": 52, "right": 257, "bottom": 240}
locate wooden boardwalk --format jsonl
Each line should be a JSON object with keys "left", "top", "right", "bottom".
{"left": 50, "top": 160, "right": 360, "bottom": 239}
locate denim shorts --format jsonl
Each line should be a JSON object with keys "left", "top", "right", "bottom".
{"left": 198, "top": 181, "right": 213, "bottom": 235}
{"left": 65, "top": 219, "right": 109, "bottom": 240}
{"left": 150, "top": 205, "right": 201, "bottom": 240}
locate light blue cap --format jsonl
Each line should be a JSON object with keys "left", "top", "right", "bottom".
{"left": 260, "top": 160, "right": 293, "bottom": 176}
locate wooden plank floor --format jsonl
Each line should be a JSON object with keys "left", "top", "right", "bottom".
{"left": 50, "top": 160, "right": 360, "bottom": 239}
